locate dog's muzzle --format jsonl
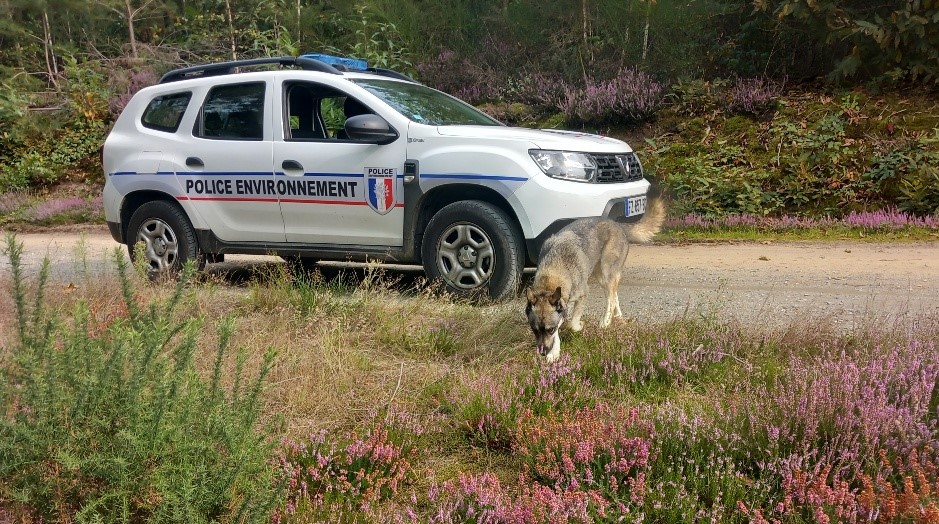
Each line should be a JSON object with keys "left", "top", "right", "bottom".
{"left": 536, "top": 344, "right": 548, "bottom": 356}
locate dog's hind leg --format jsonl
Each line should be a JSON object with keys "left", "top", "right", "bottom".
{"left": 601, "top": 271, "right": 624, "bottom": 327}
{"left": 598, "top": 238, "right": 629, "bottom": 328}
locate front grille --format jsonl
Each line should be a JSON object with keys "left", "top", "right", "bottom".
{"left": 591, "top": 153, "right": 644, "bottom": 183}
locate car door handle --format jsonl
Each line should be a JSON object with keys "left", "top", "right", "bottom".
{"left": 282, "top": 160, "right": 304, "bottom": 171}
{"left": 186, "top": 157, "right": 204, "bottom": 168}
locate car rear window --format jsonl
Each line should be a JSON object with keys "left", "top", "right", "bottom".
{"left": 141, "top": 92, "right": 192, "bottom": 133}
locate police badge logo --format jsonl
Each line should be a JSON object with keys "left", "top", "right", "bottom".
{"left": 365, "top": 167, "right": 397, "bottom": 215}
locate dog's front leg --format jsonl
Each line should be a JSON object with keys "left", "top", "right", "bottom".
{"left": 566, "top": 298, "right": 586, "bottom": 332}
{"left": 544, "top": 330, "right": 561, "bottom": 362}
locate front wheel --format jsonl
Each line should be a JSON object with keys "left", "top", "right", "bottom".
{"left": 421, "top": 200, "right": 524, "bottom": 301}
{"left": 126, "top": 200, "right": 203, "bottom": 279}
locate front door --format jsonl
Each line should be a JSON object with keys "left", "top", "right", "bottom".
{"left": 273, "top": 81, "right": 405, "bottom": 247}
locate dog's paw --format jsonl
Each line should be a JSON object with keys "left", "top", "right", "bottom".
{"left": 545, "top": 349, "right": 561, "bottom": 363}
{"left": 569, "top": 320, "right": 584, "bottom": 332}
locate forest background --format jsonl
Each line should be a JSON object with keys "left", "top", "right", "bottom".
{"left": 1, "top": 0, "right": 939, "bottom": 223}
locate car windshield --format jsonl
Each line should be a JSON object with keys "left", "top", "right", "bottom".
{"left": 352, "top": 79, "right": 502, "bottom": 126}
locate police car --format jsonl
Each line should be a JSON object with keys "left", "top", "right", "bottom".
{"left": 102, "top": 53, "right": 651, "bottom": 299}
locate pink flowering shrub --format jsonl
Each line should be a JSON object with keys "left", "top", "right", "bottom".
{"left": 571, "top": 319, "right": 751, "bottom": 398}
{"left": 414, "top": 404, "right": 653, "bottom": 523}
{"left": 416, "top": 50, "right": 501, "bottom": 105}
{"left": 515, "top": 403, "right": 653, "bottom": 517}
{"left": 725, "top": 76, "right": 782, "bottom": 117}
{"left": 0, "top": 192, "right": 31, "bottom": 216}
{"left": 742, "top": 448, "right": 939, "bottom": 523}
{"left": 668, "top": 209, "right": 939, "bottom": 231}
{"left": 274, "top": 417, "right": 419, "bottom": 522}
{"left": 559, "top": 68, "right": 664, "bottom": 126}
{"left": 422, "top": 473, "right": 603, "bottom": 524}
{"left": 455, "top": 354, "right": 589, "bottom": 450}
{"left": 737, "top": 339, "right": 939, "bottom": 479}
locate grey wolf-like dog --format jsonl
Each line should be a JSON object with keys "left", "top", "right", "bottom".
{"left": 525, "top": 198, "right": 666, "bottom": 362}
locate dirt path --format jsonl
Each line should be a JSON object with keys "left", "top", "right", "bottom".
{"left": 3, "top": 227, "right": 938, "bottom": 330}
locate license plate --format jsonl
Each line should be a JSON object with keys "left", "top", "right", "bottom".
{"left": 625, "top": 195, "right": 646, "bottom": 217}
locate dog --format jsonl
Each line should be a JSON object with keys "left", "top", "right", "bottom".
{"left": 525, "top": 198, "right": 665, "bottom": 362}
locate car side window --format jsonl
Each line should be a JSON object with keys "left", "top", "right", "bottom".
{"left": 195, "top": 82, "right": 265, "bottom": 141}
{"left": 283, "top": 82, "right": 372, "bottom": 141}
{"left": 142, "top": 92, "right": 192, "bottom": 133}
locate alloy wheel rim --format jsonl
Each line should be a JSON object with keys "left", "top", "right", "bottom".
{"left": 137, "top": 218, "right": 179, "bottom": 272}
{"left": 436, "top": 223, "right": 495, "bottom": 290}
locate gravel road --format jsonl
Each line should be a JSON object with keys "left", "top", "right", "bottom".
{"left": 3, "top": 227, "right": 938, "bottom": 331}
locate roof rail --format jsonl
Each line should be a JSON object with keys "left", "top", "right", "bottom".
{"left": 158, "top": 55, "right": 417, "bottom": 84}
{"left": 366, "top": 67, "right": 416, "bottom": 82}
{"left": 159, "top": 56, "right": 343, "bottom": 84}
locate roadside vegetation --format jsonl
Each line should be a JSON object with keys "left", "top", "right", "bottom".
{"left": 3, "top": 233, "right": 939, "bottom": 522}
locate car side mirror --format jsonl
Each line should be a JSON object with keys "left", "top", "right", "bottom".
{"left": 344, "top": 114, "right": 398, "bottom": 145}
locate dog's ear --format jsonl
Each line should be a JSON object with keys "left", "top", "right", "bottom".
{"left": 525, "top": 287, "right": 536, "bottom": 304}
{"left": 548, "top": 286, "right": 565, "bottom": 312}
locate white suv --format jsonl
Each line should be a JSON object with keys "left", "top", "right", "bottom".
{"left": 102, "top": 54, "right": 650, "bottom": 299}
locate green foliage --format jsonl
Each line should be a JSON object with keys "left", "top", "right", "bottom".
{"left": 0, "top": 57, "right": 111, "bottom": 191}
{"left": 0, "top": 234, "right": 283, "bottom": 523}
{"left": 866, "top": 129, "right": 939, "bottom": 215}
{"left": 0, "top": 117, "right": 106, "bottom": 191}
{"left": 650, "top": 140, "right": 783, "bottom": 217}
{"left": 324, "top": 4, "right": 413, "bottom": 74}
{"left": 647, "top": 89, "right": 939, "bottom": 218}
{"left": 731, "top": 0, "right": 939, "bottom": 84}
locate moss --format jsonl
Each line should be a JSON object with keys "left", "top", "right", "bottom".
{"left": 677, "top": 117, "right": 708, "bottom": 141}
{"left": 721, "top": 115, "right": 755, "bottom": 137}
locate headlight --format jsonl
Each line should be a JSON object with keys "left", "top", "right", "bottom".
{"left": 529, "top": 150, "right": 598, "bottom": 182}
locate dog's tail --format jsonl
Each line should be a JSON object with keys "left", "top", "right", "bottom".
{"left": 623, "top": 197, "right": 666, "bottom": 244}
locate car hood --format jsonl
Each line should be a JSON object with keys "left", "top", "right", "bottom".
{"left": 433, "top": 126, "right": 633, "bottom": 152}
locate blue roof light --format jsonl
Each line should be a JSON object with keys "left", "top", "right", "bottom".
{"left": 303, "top": 53, "right": 368, "bottom": 71}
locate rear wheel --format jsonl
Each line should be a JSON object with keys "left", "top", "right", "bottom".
{"left": 421, "top": 200, "right": 524, "bottom": 301}
{"left": 126, "top": 200, "right": 203, "bottom": 278}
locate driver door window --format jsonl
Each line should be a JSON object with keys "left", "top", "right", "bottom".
{"left": 284, "top": 83, "right": 372, "bottom": 141}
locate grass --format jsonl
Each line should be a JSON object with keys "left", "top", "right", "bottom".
{"left": 4, "top": 233, "right": 939, "bottom": 522}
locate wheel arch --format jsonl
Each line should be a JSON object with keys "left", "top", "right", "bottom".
{"left": 409, "top": 184, "right": 525, "bottom": 264}
{"left": 120, "top": 191, "right": 187, "bottom": 244}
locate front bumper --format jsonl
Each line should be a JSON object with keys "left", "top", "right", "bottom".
{"left": 523, "top": 194, "right": 645, "bottom": 265}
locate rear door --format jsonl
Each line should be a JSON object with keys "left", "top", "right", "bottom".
{"left": 273, "top": 80, "right": 406, "bottom": 246}
{"left": 174, "top": 79, "right": 284, "bottom": 242}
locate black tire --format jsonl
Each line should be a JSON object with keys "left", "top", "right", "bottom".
{"left": 126, "top": 200, "right": 203, "bottom": 278}
{"left": 421, "top": 200, "right": 525, "bottom": 301}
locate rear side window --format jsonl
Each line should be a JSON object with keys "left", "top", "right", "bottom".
{"left": 196, "top": 82, "right": 265, "bottom": 141}
{"left": 141, "top": 92, "right": 192, "bottom": 132}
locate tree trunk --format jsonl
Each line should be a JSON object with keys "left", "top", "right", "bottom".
{"left": 226, "top": 0, "right": 237, "bottom": 60}
{"left": 42, "top": 10, "right": 59, "bottom": 86}
{"left": 642, "top": 1, "right": 651, "bottom": 63}
{"left": 582, "top": 0, "right": 590, "bottom": 47}
{"left": 124, "top": 0, "right": 138, "bottom": 59}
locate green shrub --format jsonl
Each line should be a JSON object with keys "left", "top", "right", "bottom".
{"left": 865, "top": 129, "right": 939, "bottom": 216}
{"left": 0, "top": 234, "right": 283, "bottom": 523}
{"left": 0, "top": 56, "right": 112, "bottom": 192}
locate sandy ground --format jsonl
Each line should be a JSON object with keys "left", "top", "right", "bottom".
{"left": 3, "top": 227, "right": 938, "bottom": 331}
